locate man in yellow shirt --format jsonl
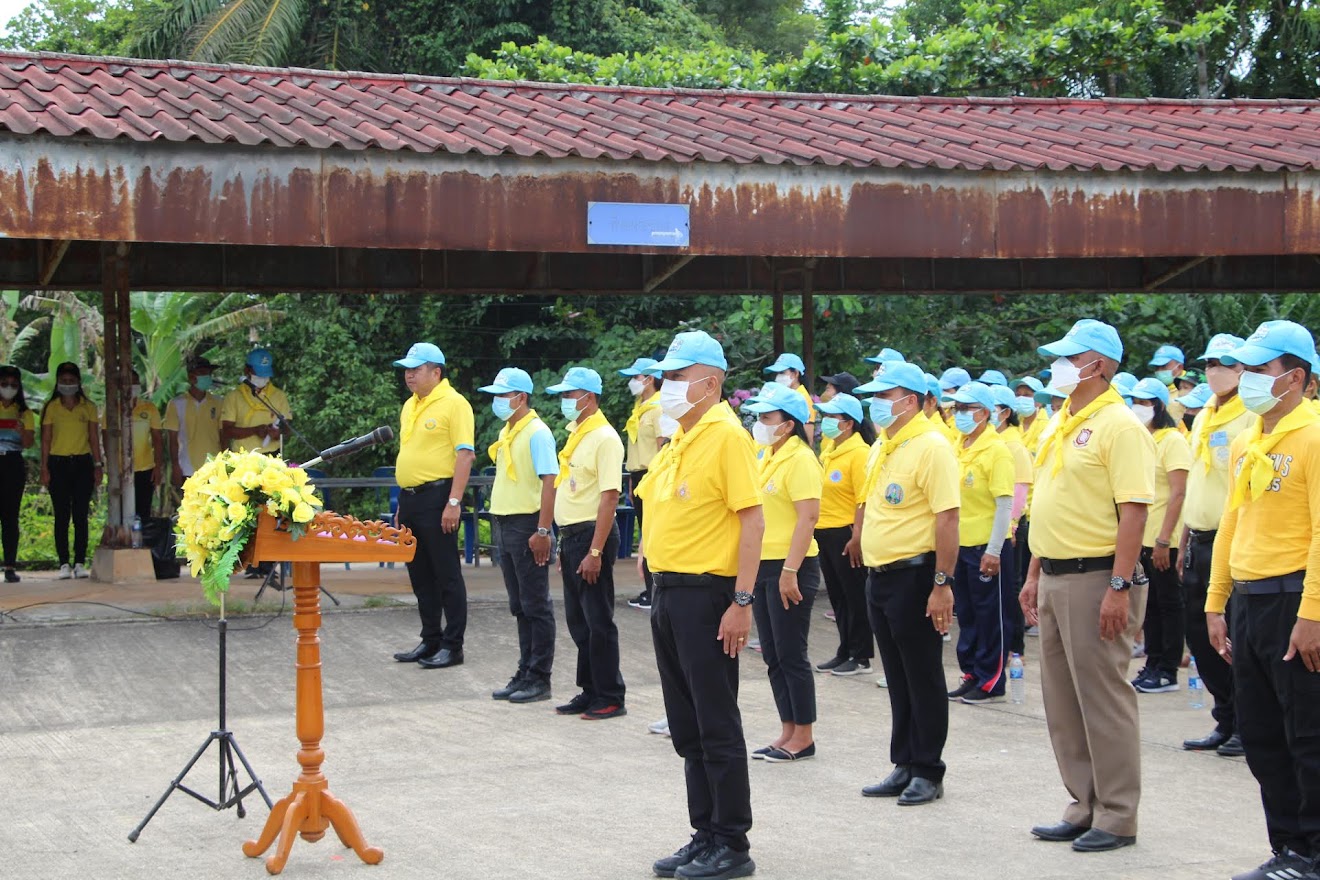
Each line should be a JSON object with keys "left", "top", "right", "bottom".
{"left": 482, "top": 367, "right": 559, "bottom": 705}
{"left": 765, "top": 352, "right": 816, "bottom": 445}
{"left": 549, "top": 367, "right": 627, "bottom": 720}
{"left": 1178, "top": 334, "right": 1252, "bottom": 756}
{"left": 1206, "top": 321, "right": 1320, "bottom": 880}
{"left": 1021, "top": 319, "right": 1156, "bottom": 853}
{"left": 220, "top": 348, "right": 291, "bottom": 453}
{"left": 853, "top": 361, "right": 959, "bottom": 806}
{"left": 390, "top": 343, "right": 475, "bottom": 671}
{"left": 164, "top": 356, "right": 222, "bottom": 489}
{"left": 620, "top": 356, "right": 661, "bottom": 610}
{"left": 636, "top": 330, "right": 763, "bottom": 880}
{"left": 100, "top": 369, "right": 162, "bottom": 521}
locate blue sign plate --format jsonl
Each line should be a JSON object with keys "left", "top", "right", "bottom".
{"left": 588, "top": 202, "right": 690, "bottom": 248}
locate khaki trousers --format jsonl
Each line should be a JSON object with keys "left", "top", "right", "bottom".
{"left": 1039, "top": 569, "right": 1146, "bottom": 836}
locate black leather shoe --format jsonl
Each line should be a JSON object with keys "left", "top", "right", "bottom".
{"left": 1183, "top": 729, "right": 1231, "bottom": 751}
{"left": 1071, "top": 828, "right": 1136, "bottom": 852}
{"left": 1031, "top": 820, "right": 1091, "bottom": 841}
{"left": 862, "top": 766, "right": 912, "bottom": 798}
{"left": 652, "top": 834, "right": 711, "bottom": 878}
{"left": 393, "top": 641, "right": 437, "bottom": 663}
{"left": 1217, "top": 734, "right": 1246, "bottom": 757}
{"left": 509, "top": 678, "right": 552, "bottom": 703}
{"left": 675, "top": 843, "right": 755, "bottom": 879}
{"left": 418, "top": 648, "right": 464, "bottom": 669}
{"left": 896, "top": 777, "right": 943, "bottom": 806}
{"left": 492, "top": 676, "right": 525, "bottom": 700}
{"left": 556, "top": 692, "right": 593, "bottom": 715}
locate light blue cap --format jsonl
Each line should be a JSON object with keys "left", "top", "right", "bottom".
{"left": 619, "top": 357, "right": 658, "bottom": 377}
{"left": 1149, "top": 344, "right": 1186, "bottom": 367}
{"left": 817, "top": 393, "right": 864, "bottom": 424}
{"left": 1130, "top": 377, "right": 1170, "bottom": 405}
{"left": 864, "top": 348, "right": 907, "bottom": 365}
{"left": 479, "top": 367, "right": 534, "bottom": 395}
{"left": 939, "top": 367, "right": 971, "bottom": 390}
{"left": 744, "top": 382, "right": 810, "bottom": 424}
{"left": 547, "top": 366, "right": 603, "bottom": 395}
{"left": 1034, "top": 387, "right": 1066, "bottom": 406}
{"left": 245, "top": 348, "right": 275, "bottom": 378}
{"left": 652, "top": 331, "right": 728, "bottom": 373}
{"left": 1010, "top": 376, "right": 1044, "bottom": 393}
{"left": 1176, "top": 382, "right": 1213, "bottom": 409}
{"left": 1038, "top": 319, "right": 1123, "bottom": 362}
{"left": 1223, "top": 320, "right": 1318, "bottom": 369}
{"left": 988, "top": 385, "right": 1017, "bottom": 410}
{"left": 856, "top": 361, "right": 930, "bottom": 396}
{"left": 1112, "top": 372, "right": 1138, "bottom": 397}
{"left": 951, "top": 381, "right": 996, "bottom": 410}
{"left": 393, "top": 342, "right": 446, "bottom": 369}
{"left": 978, "top": 369, "right": 1008, "bottom": 387}
{"left": 765, "top": 352, "right": 806, "bottom": 374}
{"left": 1198, "top": 334, "right": 1245, "bottom": 362}
{"left": 924, "top": 372, "right": 942, "bottom": 399}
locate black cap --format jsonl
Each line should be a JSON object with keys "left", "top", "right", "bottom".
{"left": 186, "top": 356, "right": 216, "bottom": 372}
{"left": 820, "top": 372, "right": 860, "bottom": 395}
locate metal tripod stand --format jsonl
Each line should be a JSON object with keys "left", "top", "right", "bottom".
{"left": 252, "top": 563, "right": 340, "bottom": 606}
{"left": 128, "top": 595, "right": 272, "bottom": 842}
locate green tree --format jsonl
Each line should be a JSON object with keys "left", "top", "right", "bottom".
{"left": 0, "top": 0, "right": 134, "bottom": 54}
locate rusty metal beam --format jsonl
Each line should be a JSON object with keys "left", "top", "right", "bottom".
{"left": 642, "top": 255, "right": 695, "bottom": 293}
{"left": 1144, "top": 255, "right": 1212, "bottom": 291}
{"left": 38, "top": 239, "right": 70, "bottom": 286}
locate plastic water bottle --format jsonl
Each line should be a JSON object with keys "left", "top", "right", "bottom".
{"left": 1188, "top": 657, "right": 1205, "bottom": 709}
{"left": 1009, "top": 653, "right": 1025, "bottom": 704}
{"left": 131, "top": 515, "right": 143, "bottom": 549}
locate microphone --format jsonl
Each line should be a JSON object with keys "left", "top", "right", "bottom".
{"left": 300, "top": 426, "right": 394, "bottom": 469}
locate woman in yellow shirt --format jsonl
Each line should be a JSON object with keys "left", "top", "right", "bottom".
{"left": 0, "top": 366, "right": 34, "bottom": 582}
{"left": 813, "top": 393, "right": 875, "bottom": 677}
{"left": 743, "top": 383, "right": 823, "bottom": 762}
{"left": 989, "top": 385, "right": 1036, "bottom": 657}
{"left": 1128, "top": 378, "right": 1192, "bottom": 694}
{"left": 40, "top": 362, "right": 102, "bottom": 579}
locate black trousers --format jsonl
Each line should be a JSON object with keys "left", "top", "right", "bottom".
{"left": 398, "top": 482, "right": 468, "bottom": 650}
{"left": 134, "top": 469, "right": 154, "bottom": 521}
{"left": 1183, "top": 535, "right": 1236, "bottom": 734}
{"left": 495, "top": 513, "right": 555, "bottom": 682}
{"left": 559, "top": 521, "right": 625, "bottom": 705}
{"left": 651, "top": 579, "right": 752, "bottom": 852}
{"left": 1232, "top": 589, "right": 1320, "bottom": 858}
{"left": 48, "top": 454, "right": 93, "bottom": 566}
{"left": 1140, "top": 546, "right": 1184, "bottom": 676}
{"left": 0, "top": 453, "right": 24, "bottom": 567}
{"left": 867, "top": 563, "right": 948, "bottom": 781}
{"left": 815, "top": 526, "right": 873, "bottom": 661}
{"left": 1010, "top": 519, "right": 1030, "bottom": 654}
{"left": 629, "top": 471, "right": 653, "bottom": 598}
{"left": 953, "top": 542, "right": 1013, "bottom": 694}
{"left": 752, "top": 558, "right": 820, "bottom": 725}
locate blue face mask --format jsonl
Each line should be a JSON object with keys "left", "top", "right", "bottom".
{"left": 870, "top": 397, "right": 897, "bottom": 429}
{"left": 820, "top": 417, "right": 842, "bottom": 439}
{"left": 195, "top": 374, "right": 213, "bottom": 392}
{"left": 1239, "top": 370, "right": 1285, "bottom": 415}
{"left": 1012, "top": 398, "right": 1036, "bottom": 417}
{"left": 492, "top": 396, "right": 516, "bottom": 421}
{"left": 560, "top": 397, "right": 581, "bottom": 422}
{"left": 954, "top": 411, "right": 981, "bottom": 435}
{"left": 1045, "top": 403, "right": 1055, "bottom": 418}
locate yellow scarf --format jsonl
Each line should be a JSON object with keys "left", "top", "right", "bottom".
{"left": 1229, "top": 403, "right": 1319, "bottom": 510}
{"left": 556, "top": 409, "right": 610, "bottom": 488}
{"left": 959, "top": 425, "right": 1004, "bottom": 470}
{"left": 653, "top": 402, "right": 741, "bottom": 500}
{"left": 759, "top": 434, "right": 817, "bottom": 490}
{"left": 400, "top": 380, "right": 454, "bottom": 446}
{"left": 1193, "top": 394, "right": 1247, "bottom": 472}
{"left": 861, "top": 413, "right": 938, "bottom": 502}
{"left": 624, "top": 392, "right": 661, "bottom": 444}
{"left": 1036, "top": 386, "right": 1125, "bottom": 477}
{"left": 487, "top": 409, "right": 541, "bottom": 482}
{"left": 819, "top": 431, "right": 863, "bottom": 471}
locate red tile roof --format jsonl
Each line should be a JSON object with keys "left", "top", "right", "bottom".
{"left": 3, "top": 50, "right": 1320, "bottom": 173}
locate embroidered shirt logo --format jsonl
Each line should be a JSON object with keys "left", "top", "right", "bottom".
{"left": 1073, "top": 428, "right": 1093, "bottom": 447}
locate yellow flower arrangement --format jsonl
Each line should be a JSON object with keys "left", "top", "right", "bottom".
{"left": 177, "top": 450, "right": 323, "bottom": 604}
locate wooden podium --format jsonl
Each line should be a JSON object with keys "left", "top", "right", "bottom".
{"left": 239, "top": 512, "right": 416, "bottom": 875}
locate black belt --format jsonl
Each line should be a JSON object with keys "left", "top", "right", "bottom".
{"left": 652, "top": 573, "right": 736, "bottom": 588}
{"left": 1187, "top": 529, "right": 1218, "bottom": 546}
{"left": 871, "top": 552, "right": 935, "bottom": 574}
{"left": 1234, "top": 572, "right": 1305, "bottom": 595}
{"left": 557, "top": 521, "right": 595, "bottom": 537}
{"left": 48, "top": 453, "right": 92, "bottom": 461}
{"left": 400, "top": 478, "right": 451, "bottom": 495}
{"left": 1039, "top": 555, "right": 1115, "bottom": 576}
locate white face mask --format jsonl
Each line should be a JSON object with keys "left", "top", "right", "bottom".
{"left": 1048, "top": 357, "right": 1097, "bottom": 395}
{"left": 57, "top": 383, "right": 79, "bottom": 397}
{"left": 249, "top": 375, "right": 270, "bottom": 389}
{"left": 1132, "top": 403, "right": 1155, "bottom": 426}
{"left": 657, "top": 415, "right": 679, "bottom": 438}
{"left": 751, "top": 421, "right": 785, "bottom": 446}
{"left": 774, "top": 372, "right": 794, "bottom": 387}
{"left": 1205, "top": 365, "right": 1240, "bottom": 396}
{"left": 0, "top": 387, "right": 17, "bottom": 401}
{"left": 659, "top": 378, "right": 713, "bottom": 420}
{"left": 628, "top": 378, "right": 645, "bottom": 397}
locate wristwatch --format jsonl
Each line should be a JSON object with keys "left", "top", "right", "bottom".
{"left": 447, "top": 497, "right": 460, "bottom": 508}
{"left": 733, "top": 590, "right": 754, "bottom": 607}
{"left": 536, "top": 527, "right": 551, "bottom": 537}
{"left": 1109, "top": 576, "right": 1132, "bottom": 592}
{"left": 933, "top": 571, "right": 949, "bottom": 586}
{"left": 589, "top": 548, "right": 602, "bottom": 558}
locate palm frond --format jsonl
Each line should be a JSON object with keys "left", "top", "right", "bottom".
{"left": 128, "top": 0, "right": 229, "bottom": 60}
{"left": 241, "top": 0, "right": 308, "bottom": 68}
{"left": 187, "top": 0, "right": 271, "bottom": 64}
{"left": 181, "top": 304, "right": 284, "bottom": 344}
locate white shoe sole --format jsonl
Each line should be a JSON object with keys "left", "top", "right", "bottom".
{"left": 831, "top": 667, "right": 871, "bottom": 677}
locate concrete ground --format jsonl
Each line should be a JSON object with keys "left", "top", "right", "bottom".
{"left": 0, "top": 560, "right": 1274, "bottom": 879}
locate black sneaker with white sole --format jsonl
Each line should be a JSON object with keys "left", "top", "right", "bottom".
{"left": 947, "top": 674, "right": 977, "bottom": 700}
{"left": 628, "top": 592, "right": 652, "bottom": 609}
{"left": 961, "top": 688, "right": 1005, "bottom": 705}
{"left": 1135, "top": 671, "right": 1179, "bottom": 694}
{"left": 815, "top": 656, "right": 846, "bottom": 673}
{"left": 1230, "top": 849, "right": 1320, "bottom": 880}
{"left": 831, "top": 659, "right": 871, "bottom": 676}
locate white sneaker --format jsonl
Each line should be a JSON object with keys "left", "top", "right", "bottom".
{"left": 1131, "top": 641, "right": 1146, "bottom": 659}
{"left": 73, "top": 563, "right": 89, "bottom": 579}
{"left": 875, "top": 676, "right": 888, "bottom": 688}
{"left": 57, "top": 564, "right": 72, "bottom": 580}
{"left": 648, "top": 717, "right": 669, "bottom": 736}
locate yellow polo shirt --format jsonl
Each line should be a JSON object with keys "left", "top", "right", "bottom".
{"left": 635, "top": 402, "right": 761, "bottom": 577}
{"left": 1183, "top": 399, "right": 1256, "bottom": 531}
{"left": 1144, "top": 428, "right": 1193, "bottom": 548}
{"left": 625, "top": 394, "right": 662, "bottom": 472}
{"left": 794, "top": 385, "right": 816, "bottom": 423}
{"left": 818, "top": 432, "right": 870, "bottom": 529}
{"left": 220, "top": 383, "right": 291, "bottom": 453}
{"left": 45, "top": 397, "right": 97, "bottom": 456}
{"left": 0, "top": 402, "right": 34, "bottom": 454}
{"left": 555, "top": 420, "right": 625, "bottom": 527}
{"left": 395, "top": 380, "right": 475, "bottom": 486}
{"left": 163, "top": 391, "right": 222, "bottom": 476}
{"left": 1209, "top": 421, "right": 1320, "bottom": 620}
{"left": 1022, "top": 411, "right": 1047, "bottom": 456}
{"left": 100, "top": 401, "right": 161, "bottom": 471}
{"left": 860, "top": 420, "right": 961, "bottom": 568}
{"left": 758, "top": 435, "right": 821, "bottom": 560}
{"left": 957, "top": 429, "right": 1014, "bottom": 547}
{"left": 490, "top": 413, "right": 558, "bottom": 516}
{"left": 1029, "top": 400, "right": 1156, "bottom": 560}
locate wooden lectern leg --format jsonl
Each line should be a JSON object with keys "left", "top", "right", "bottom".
{"left": 322, "top": 789, "right": 385, "bottom": 865}
{"left": 263, "top": 790, "right": 309, "bottom": 875}
{"left": 243, "top": 792, "right": 296, "bottom": 858}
